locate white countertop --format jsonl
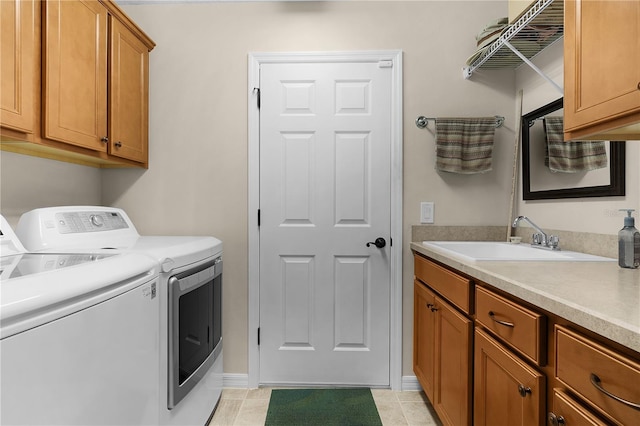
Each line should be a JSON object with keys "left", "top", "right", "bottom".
{"left": 411, "top": 242, "right": 640, "bottom": 353}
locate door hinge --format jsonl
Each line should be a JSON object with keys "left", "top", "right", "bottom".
{"left": 253, "top": 87, "right": 261, "bottom": 109}
{"left": 390, "top": 238, "right": 393, "bottom": 247}
{"left": 258, "top": 209, "right": 261, "bottom": 227}
{"left": 257, "top": 327, "right": 260, "bottom": 345}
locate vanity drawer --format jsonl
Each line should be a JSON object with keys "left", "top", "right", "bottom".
{"left": 414, "top": 254, "right": 472, "bottom": 314}
{"left": 555, "top": 326, "right": 640, "bottom": 425}
{"left": 550, "top": 389, "right": 608, "bottom": 426}
{"left": 475, "top": 286, "right": 546, "bottom": 365}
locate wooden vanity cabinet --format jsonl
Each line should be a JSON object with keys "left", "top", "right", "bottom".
{"left": 413, "top": 255, "right": 473, "bottom": 426}
{"left": 1, "top": 0, "right": 154, "bottom": 168}
{"left": 1, "top": 0, "right": 36, "bottom": 134}
{"left": 413, "top": 249, "right": 640, "bottom": 426}
{"left": 555, "top": 326, "right": 640, "bottom": 425}
{"left": 548, "top": 389, "right": 608, "bottom": 426}
{"left": 414, "top": 280, "right": 436, "bottom": 401}
{"left": 474, "top": 327, "right": 546, "bottom": 426}
{"left": 564, "top": 0, "right": 640, "bottom": 140}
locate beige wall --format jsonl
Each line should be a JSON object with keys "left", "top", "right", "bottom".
{"left": 514, "top": 40, "right": 640, "bottom": 235}
{"left": 0, "top": 151, "right": 102, "bottom": 226}
{"left": 3, "top": 0, "right": 636, "bottom": 383}
{"left": 102, "top": 0, "right": 515, "bottom": 378}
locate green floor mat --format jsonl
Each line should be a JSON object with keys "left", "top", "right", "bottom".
{"left": 265, "top": 388, "right": 383, "bottom": 426}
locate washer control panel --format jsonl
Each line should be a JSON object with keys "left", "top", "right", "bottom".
{"left": 55, "top": 211, "right": 129, "bottom": 234}
{"left": 16, "top": 206, "right": 139, "bottom": 252}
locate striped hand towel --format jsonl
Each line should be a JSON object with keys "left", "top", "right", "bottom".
{"left": 543, "top": 117, "right": 607, "bottom": 173}
{"left": 435, "top": 117, "right": 496, "bottom": 174}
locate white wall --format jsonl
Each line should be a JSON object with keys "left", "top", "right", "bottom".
{"left": 515, "top": 40, "right": 640, "bottom": 235}
{"left": 103, "top": 0, "right": 514, "bottom": 378}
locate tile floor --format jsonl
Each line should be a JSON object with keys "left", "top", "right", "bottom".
{"left": 209, "top": 388, "right": 442, "bottom": 426}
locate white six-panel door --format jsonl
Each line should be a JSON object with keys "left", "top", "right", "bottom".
{"left": 258, "top": 59, "right": 393, "bottom": 386}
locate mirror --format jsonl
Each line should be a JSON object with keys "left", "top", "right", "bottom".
{"left": 522, "top": 98, "right": 625, "bottom": 200}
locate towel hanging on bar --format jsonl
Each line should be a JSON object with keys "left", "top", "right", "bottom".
{"left": 416, "top": 115, "right": 504, "bottom": 129}
{"left": 543, "top": 117, "right": 607, "bottom": 173}
{"left": 435, "top": 117, "right": 496, "bottom": 174}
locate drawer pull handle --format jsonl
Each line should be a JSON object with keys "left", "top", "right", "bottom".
{"left": 489, "top": 311, "right": 515, "bottom": 328}
{"left": 590, "top": 373, "right": 640, "bottom": 410}
{"left": 547, "top": 412, "right": 565, "bottom": 426}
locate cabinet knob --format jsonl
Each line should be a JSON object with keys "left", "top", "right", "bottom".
{"left": 637, "top": 82, "right": 640, "bottom": 91}
{"left": 101, "top": 136, "right": 109, "bottom": 143}
{"left": 518, "top": 384, "right": 532, "bottom": 397}
{"left": 115, "top": 141, "right": 122, "bottom": 148}
{"left": 547, "top": 412, "right": 565, "bottom": 426}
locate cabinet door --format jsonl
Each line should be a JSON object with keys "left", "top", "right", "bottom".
{"left": 564, "top": 0, "right": 640, "bottom": 140}
{"left": 413, "top": 280, "right": 436, "bottom": 401}
{"left": 434, "top": 296, "right": 472, "bottom": 426}
{"left": 109, "top": 16, "right": 149, "bottom": 165}
{"left": 1, "top": 0, "right": 35, "bottom": 133}
{"left": 474, "top": 327, "right": 545, "bottom": 426}
{"left": 43, "top": 0, "right": 107, "bottom": 151}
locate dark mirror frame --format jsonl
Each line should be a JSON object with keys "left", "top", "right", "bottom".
{"left": 522, "top": 98, "right": 626, "bottom": 200}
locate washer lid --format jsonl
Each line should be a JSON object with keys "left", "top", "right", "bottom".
{"left": 0, "top": 252, "right": 158, "bottom": 339}
{"left": 126, "top": 236, "right": 223, "bottom": 270}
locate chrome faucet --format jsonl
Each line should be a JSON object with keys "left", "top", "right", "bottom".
{"left": 512, "top": 216, "right": 560, "bottom": 250}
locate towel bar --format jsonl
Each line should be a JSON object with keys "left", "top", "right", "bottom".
{"left": 415, "top": 115, "right": 505, "bottom": 129}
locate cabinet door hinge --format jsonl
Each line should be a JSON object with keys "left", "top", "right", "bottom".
{"left": 257, "top": 209, "right": 261, "bottom": 227}
{"left": 257, "top": 327, "right": 260, "bottom": 345}
{"left": 253, "top": 87, "right": 260, "bottom": 109}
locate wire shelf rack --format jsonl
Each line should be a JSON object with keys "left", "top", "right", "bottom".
{"left": 463, "top": 0, "right": 563, "bottom": 80}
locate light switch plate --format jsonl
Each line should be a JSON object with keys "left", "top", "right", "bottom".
{"left": 420, "top": 202, "right": 434, "bottom": 224}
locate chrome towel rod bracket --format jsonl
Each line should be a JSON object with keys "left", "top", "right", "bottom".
{"left": 415, "top": 115, "right": 505, "bottom": 129}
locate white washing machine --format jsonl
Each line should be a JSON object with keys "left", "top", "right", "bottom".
{"left": 16, "top": 206, "right": 224, "bottom": 426}
{"left": 0, "top": 215, "right": 160, "bottom": 425}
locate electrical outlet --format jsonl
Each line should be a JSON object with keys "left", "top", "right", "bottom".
{"left": 420, "top": 202, "right": 434, "bottom": 224}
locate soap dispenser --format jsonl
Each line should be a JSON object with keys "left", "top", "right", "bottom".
{"left": 618, "top": 209, "right": 640, "bottom": 269}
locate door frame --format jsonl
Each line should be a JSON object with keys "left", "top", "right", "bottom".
{"left": 247, "top": 50, "right": 403, "bottom": 389}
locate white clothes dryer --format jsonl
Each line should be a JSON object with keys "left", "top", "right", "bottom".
{"left": 0, "top": 215, "right": 160, "bottom": 425}
{"left": 16, "top": 206, "right": 224, "bottom": 426}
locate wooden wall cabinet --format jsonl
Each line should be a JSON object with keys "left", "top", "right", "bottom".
{"left": 1, "top": 0, "right": 36, "bottom": 134}
{"left": 43, "top": 0, "right": 108, "bottom": 151}
{"left": 413, "top": 256, "right": 473, "bottom": 426}
{"left": 1, "top": 0, "right": 154, "bottom": 168}
{"left": 564, "top": 0, "right": 640, "bottom": 141}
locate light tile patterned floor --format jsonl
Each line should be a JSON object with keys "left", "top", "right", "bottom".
{"left": 209, "top": 388, "right": 441, "bottom": 426}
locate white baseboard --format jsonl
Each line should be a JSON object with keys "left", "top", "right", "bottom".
{"left": 401, "top": 375, "right": 423, "bottom": 391}
{"left": 223, "top": 373, "right": 249, "bottom": 388}
{"left": 223, "top": 373, "right": 422, "bottom": 392}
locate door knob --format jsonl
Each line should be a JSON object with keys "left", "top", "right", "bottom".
{"left": 366, "top": 237, "right": 386, "bottom": 248}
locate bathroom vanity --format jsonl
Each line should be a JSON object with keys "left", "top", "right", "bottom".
{"left": 412, "top": 242, "right": 640, "bottom": 426}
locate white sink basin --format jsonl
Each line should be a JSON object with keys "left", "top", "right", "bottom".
{"left": 421, "top": 241, "right": 615, "bottom": 262}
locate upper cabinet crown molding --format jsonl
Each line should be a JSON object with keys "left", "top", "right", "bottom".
{"left": 563, "top": 0, "right": 640, "bottom": 141}
{"left": 0, "top": 0, "right": 155, "bottom": 168}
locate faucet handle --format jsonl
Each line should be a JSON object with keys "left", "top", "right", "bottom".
{"left": 549, "top": 235, "right": 560, "bottom": 250}
{"left": 532, "top": 233, "right": 545, "bottom": 245}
